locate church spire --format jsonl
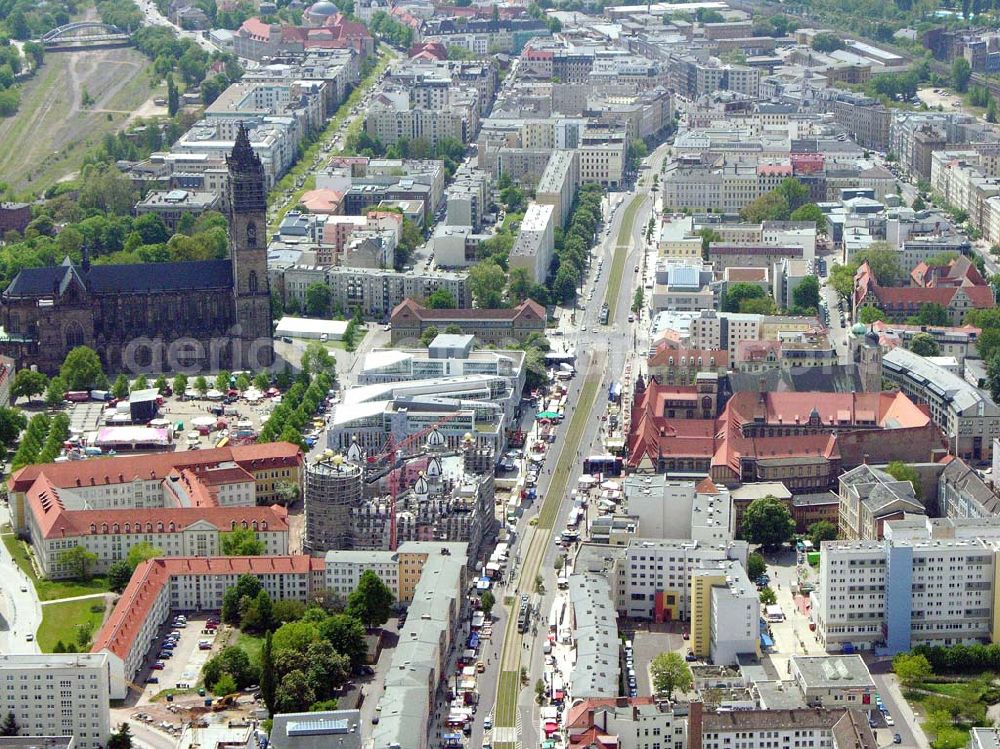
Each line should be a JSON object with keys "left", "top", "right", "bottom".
{"left": 227, "top": 122, "right": 262, "bottom": 172}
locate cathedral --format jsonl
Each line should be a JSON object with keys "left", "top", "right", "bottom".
{"left": 0, "top": 124, "right": 274, "bottom": 375}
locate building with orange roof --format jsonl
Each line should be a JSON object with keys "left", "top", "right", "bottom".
{"left": 92, "top": 555, "right": 326, "bottom": 697}
{"left": 7, "top": 441, "right": 302, "bottom": 531}
{"left": 9, "top": 443, "right": 302, "bottom": 577}
{"left": 853, "top": 260, "right": 995, "bottom": 324}
{"left": 627, "top": 379, "right": 945, "bottom": 490}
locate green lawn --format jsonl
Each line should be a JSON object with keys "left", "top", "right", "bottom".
{"left": 2, "top": 534, "right": 110, "bottom": 601}
{"left": 904, "top": 676, "right": 998, "bottom": 749}
{"left": 235, "top": 632, "right": 264, "bottom": 666}
{"left": 37, "top": 598, "right": 107, "bottom": 652}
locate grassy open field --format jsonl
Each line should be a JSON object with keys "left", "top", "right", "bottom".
{"left": 37, "top": 598, "right": 107, "bottom": 652}
{"left": 0, "top": 46, "right": 159, "bottom": 195}
{"left": 2, "top": 533, "right": 110, "bottom": 601}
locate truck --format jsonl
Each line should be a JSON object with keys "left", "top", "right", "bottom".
{"left": 65, "top": 391, "right": 90, "bottom": 403}
{"left": 89, "top": 390, "right": 111, "bottom": 402}
{"left": 600, "top": 304, "right": 609, "bottom": 324}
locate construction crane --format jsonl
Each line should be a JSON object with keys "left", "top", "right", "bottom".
{"left": 363, "top": 411, "right": 468, "bottom": 550}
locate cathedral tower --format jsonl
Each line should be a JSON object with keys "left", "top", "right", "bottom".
{"left": 227, "top": 123, "right": 274, "bottom": 369}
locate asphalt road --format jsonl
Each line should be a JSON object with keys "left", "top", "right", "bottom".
{"left": 0, "top": 505, "right": 42, "bottom": 655}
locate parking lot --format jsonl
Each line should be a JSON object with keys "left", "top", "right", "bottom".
{"left": 136, "top": 613, "right": 220, "bottom": 705}
{"left": 631, "top": 628, "right": 685, "bottom": 698}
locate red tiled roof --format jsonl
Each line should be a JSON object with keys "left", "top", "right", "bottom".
{"left": 723, "top": 391, "right": 930, "bottom": 430}
{"left": 649, "top": 342, "right": 728, "bottom": 368}
{"left": 695, "top": 477, "right": 719, "bottom": 493}
{"left": 725, "top": 267, "right": 769, "bottom": 282}
{"left": 10, "top": 442, "right": 300, "bottom": 493}
{"left": 237, "top": 16, "right": 273, "bottom": 40}
{"left": 92, "top": 555, "right": 324, "bottom": 663}
{"left": 34, "top": 500, "right": 288, "bottom": 541}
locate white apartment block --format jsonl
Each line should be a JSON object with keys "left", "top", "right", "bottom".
{"left": 509, "top": 202, "right": 555, "bottom": 284}
{"left": 323, "top": 549, "right": 400, "bottom": 599}
{"left": 696, "top": 707, "right": 875, "bottom": 749}
{"left": 0, "top": 654, "right": 111, "bottom": 749}
{"left": 575, "top": 537, "right": 748, "bottom": 622}
{"left": 32, "top": 507, "right": 289, "bottom": 579}
{"left": 815, "top": 517, "right": 1000, "bottom": 655}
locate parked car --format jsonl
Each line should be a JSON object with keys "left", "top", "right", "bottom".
{"left": 146, "top": 677, "right": 160, "bottom": 684}
{"left": 893, "top": 735, "right": 902, "bottom": 745}
{"left": 151, "top": 662, "right": 165, "bottom": 670}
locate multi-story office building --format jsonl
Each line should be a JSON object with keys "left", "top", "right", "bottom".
{"left": 690, "top": 560, "right": 759, "bottom": 665}
{"left": 279, "top": 265, "right": 471, "bottom": 317}
{"left": 536, "top": 150, "right": 580, "bottom": 228}
{"left": 0, "top": 654, "right": 111, "bottom": 749}
{"left": 815, "top": 517, "right": 1000, "bottom": 653}
{"left": 509, "top": 202, "right": 555, "bottom": 284}
{"left": 574, "top": 537, "right": 749, "bottom": 622}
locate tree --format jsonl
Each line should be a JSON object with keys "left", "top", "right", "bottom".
{"left": 759, "top": 587, "right": 777, "bottom": 606}
{"left": 0, "top": 407, "right": 26, "bottom": 447}
{"left": 347, "top": 570, "right": 394, "bottom": 629}
{"left": 305, "top": 283, "right": 332, "bottom": 317}
{"left": 44, "top": 377, "right": 66, "bottom": 410}
{"left": 194, "top": 375, "right": 209, "bottom": 396}
{"left": 0, "top": 713, "right": 19, "bottom": 736}
{"left": 215, "top": 371, "right": 231, "bottom": 392}
{"left": 908, "top": 303, "right": 950, "bottom": 326}
{"left": 859, "top": 306, "right": 887, "bottom": 324}
{"left": 276, "top": 670, "right": 315, "bottom": 714}
{"left": 632, "top": 288, "right": 644, "bottom": 314}
{"left": 111, "top": 374, "right": 130, "bottom": 400}
{"left": 893, "top": 652, "right": 933, "bottom": 688}
{"left": 221, "top": 527, "right": 266, "bottom": 556}
{"left": 989, "top": 98, "right": 999, "bottom": 125}
{"left": 912, "top": 195, "right": 927, "bottom": 211}
{"left": 172, "top": 374, "right": 188, "bottom": 397}
{"left": 650, "top": 652, "right": 693, "bottom": 699}
{"left": 126, "top": 542, "right": 163, "bottom": 570}
{"left": 790, "top": 203, "right": 828, "bottom": 234}
{"left": 240, "top": 589, "right": 274, "bottom": 633}
{"left": 426, "top": 289, "right": 457, "bottom": 309}
{"left": 480, "top": 590, "right": 495, "bottom": 617}
{"left": 107, "top": 723, "right": 132, "bottom": 749}
{"left": 213, "top": 673, "right": 238, "bottom": 697}
{"left": 108, "top": 560, "right": 134, "bottom": 593}
{"left": 167, "top": 74, "right": 179, "bottom": 117}
{"left": 952, "top": 57, "right": 972, "bottom": 93}
{"left": 886, "top": 460, "right": 921, "bottom": 496}
{"left": 254, "top": 372, "right": 270, "bottom": 391}
{"left": 723, "top": 283, "right": 767, "bottom": 313}
{"left": 59, "top": 347, "right": 105, "bottom": 391}
{"left": 792, "top": 276, "right": 820, "bottom": 311}
{"left": 222, "top": 574, "right": 264, "bottom": 624}
{"left": 272, "top": 620, "right": 321, "bottom": 654}
{"left": 260, "top": 631, "right": 276, "bottom": 716}
{"left": 304, "top": 640, "right": 349, "bottom": 696}
{"left": 698, "top": 228, "right": 722, "bottom": 260}
{"left": 747, "top": 552, "right": 766, "bottom": 581}
{"left": 419, "top": 326, "right": 439, "bottom": 347}
{"left": 204, "top": 646, "right": 258, "bottom": 690}
{"left": 57, "top": 545, "right": 98, "bottom": 580}
{"left": 741, "top": 496, "right": 795, "bottom": 548}
{"left": 811, "top": 32, "right": 845, "bottom": 52}
{"left": 909, "top": 332, "right": 941, "bottom": 357}
{"left": 12, "top": 369, "right": 48, "bottom": 403}
{"left": 855, "top": 243, "right": 904, "bottom": 286}
{"left": 829, "top": 263, "right": 857, "bottom": 300}
{"left": 154, "top": 375, "right": 169, "bottom": 394}
{"left": 320, "top": 614, "right": 368, "bottom": 668}
{"left": 741, "top": 191, "right": 790, "bottom": 222}
{"left": 301, "top": 342, "right": 336, "bottom": 379}
{"left": 469, "top": 261, "right": 507, "bottom": 309}
{"left": 776, "top": 178, "right": 810, "bottom": 212}
{"left": 808, "top": 520, "right": 838, "bottom": 546}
